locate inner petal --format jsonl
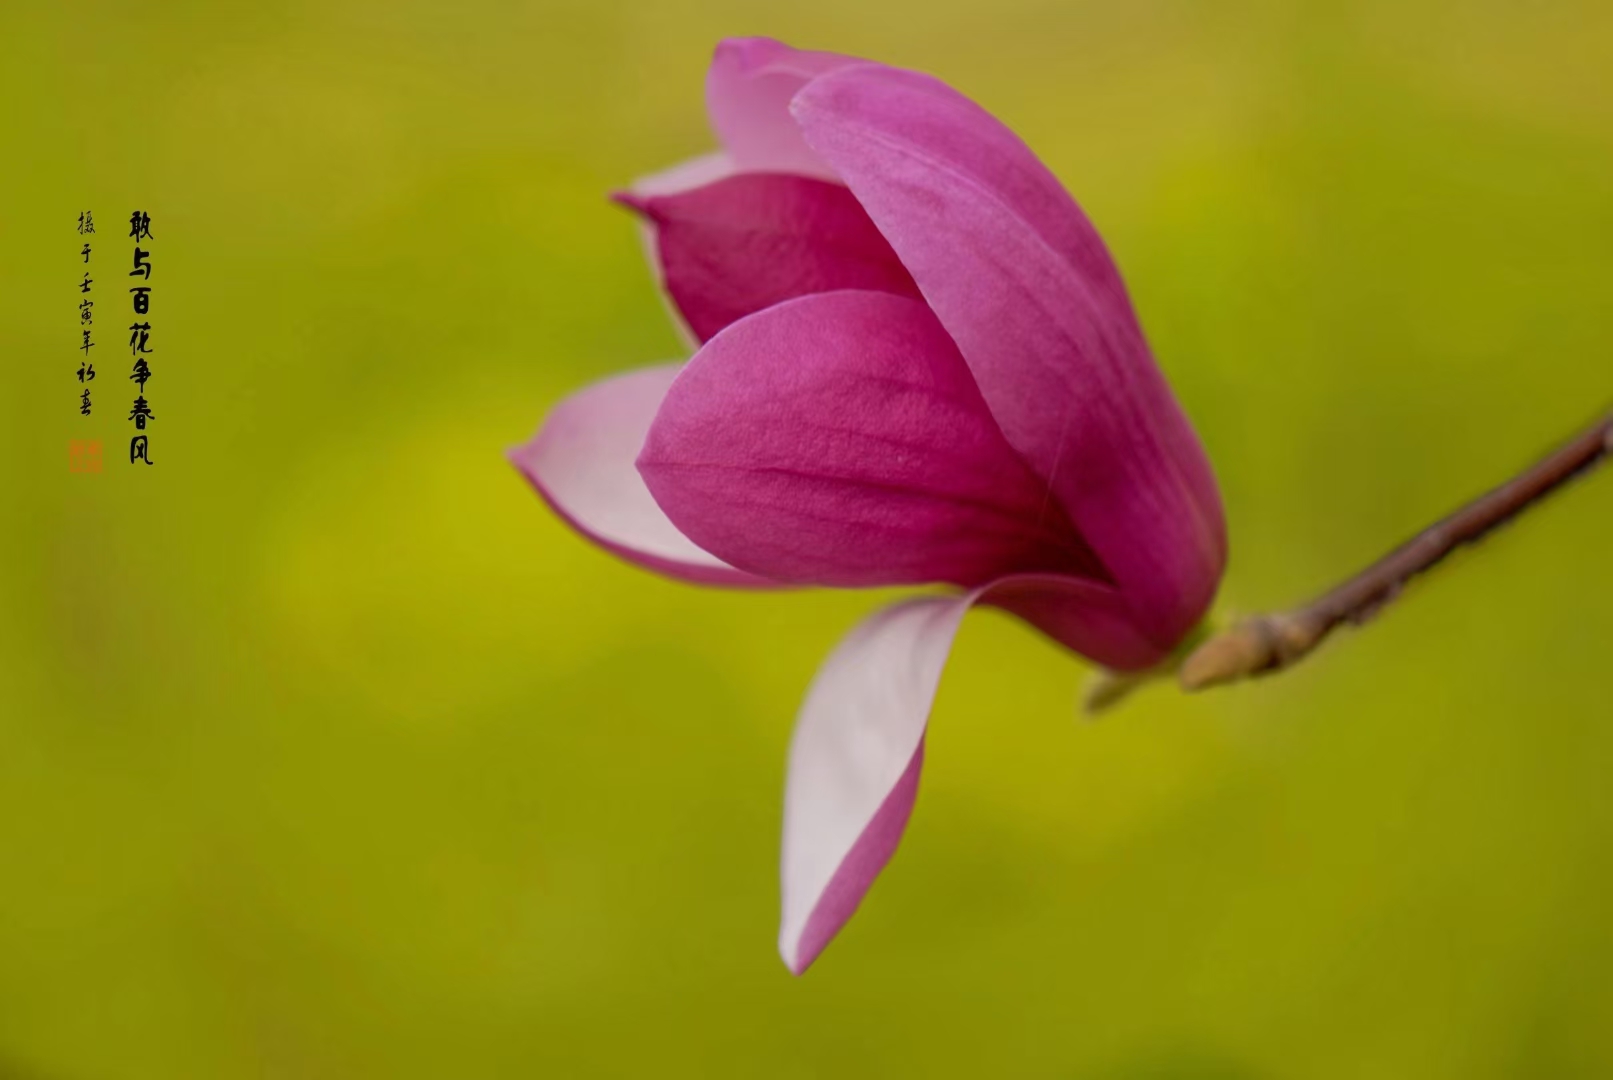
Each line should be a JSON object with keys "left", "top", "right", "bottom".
{"left": 705, "top": 37, "right": 866, "bottom": 179}
{"left": 616, "top": 171, "right": 922, "bottom": 343}
{"left": 637, "top": 290, "right": 1108, "bottom": 589}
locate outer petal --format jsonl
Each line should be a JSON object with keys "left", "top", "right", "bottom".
{"left": 638, "top": 290, "right": 1104, "bottom": 589}
{"left": 614, "top": 172, "right": 921, "bottom": 343}
{"left": 792, "top": 65, "right": 1227, "bottom": 648}
{"left": 981, "top": 573, "right": 1168, "bottom": 672}
{"left": 779, "top": 594, "right": 968, "bottom": 975}
{"left": 509, "top": 364, "right": 775, "bottom": 587}
{"left": 706, "top": 37, "right": 868, "bottom": 179}
{"left": 779, "top": 571, "right": 1166, "bottom": 974}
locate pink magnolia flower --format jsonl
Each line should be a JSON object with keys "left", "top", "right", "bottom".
{"left": 511, "top": 37, "right": 1226, "bottom": 973}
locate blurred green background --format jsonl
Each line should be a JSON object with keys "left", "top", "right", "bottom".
{"left": 5, "top": 1, "right": 1612, "bottom": 1076}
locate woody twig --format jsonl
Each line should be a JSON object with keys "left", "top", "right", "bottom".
{"left": 1179, "top": 409, "right": 1613, "bottom": 693}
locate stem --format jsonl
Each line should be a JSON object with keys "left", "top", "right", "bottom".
{"left": 1179, "top": 408, "right": 1613, "bottom": 692}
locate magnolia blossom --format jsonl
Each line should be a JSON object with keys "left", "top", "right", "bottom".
{"left": 511, "top": 37, "right": 1226, "bottom": 973}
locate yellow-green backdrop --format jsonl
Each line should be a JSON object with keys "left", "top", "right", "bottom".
{"left": 4, "top": 1, "right": 1612, "bottom": 1077}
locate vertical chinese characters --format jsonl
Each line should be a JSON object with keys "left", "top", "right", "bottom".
{"left": 76, "top": 211, "right": 95, "bottom": 418}
{"left": 128, "top": 210, "right": 155, "bottom": 465}
{"left": 70, "top": 210, "right": 101, "bottom": 474}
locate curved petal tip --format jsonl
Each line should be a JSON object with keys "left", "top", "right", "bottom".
{"left": 509, "top": 364, "right": 775, "bottom": 588}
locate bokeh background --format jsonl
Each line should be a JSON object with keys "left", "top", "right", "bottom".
{"left": 5, "top": 1, "right": 1613, "bottom": 1076}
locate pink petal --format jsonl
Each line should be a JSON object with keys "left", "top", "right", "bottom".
{"left": 637, "top": 290, "right": 1106, "bottom": 589}
{"left": 509, "top": 364, "right": 775, "bottom": 588}
{"left": 614, "top": 172, "right": 921, "bottom": 343}
{"left": 793, "top": 65, "right": 1227, "bottom": 648}
{"left": 980, "top": 572, "right": 1168, "bottom": 672}
{"left": 619, "top": 154, "right": 740, "bottom": 348}
{"left": 705, "top": 37, "right": 867, "bottom": 180}
{"left": 780, "top": 571, "right": 1166, "bottom": 973}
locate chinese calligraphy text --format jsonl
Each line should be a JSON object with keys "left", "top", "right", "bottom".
{"left": 128, "top": 210, "right": 155, "bottom": 466}
{"left": 75, "top": 210, "right": 95, "bottom": 429}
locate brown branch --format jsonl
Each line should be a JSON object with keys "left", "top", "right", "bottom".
{"left": 1179, "top": 408, "right": 1613, "bottom": 692}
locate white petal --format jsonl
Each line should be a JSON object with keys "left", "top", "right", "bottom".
{"left": 509, "top": 364, "right": 772, "bottom": 587}
{"left": 779, "top": 593, "right": 975, "bottom": 973}
{"left": 626, "top": 151, "right": 736, "bottom": 198}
